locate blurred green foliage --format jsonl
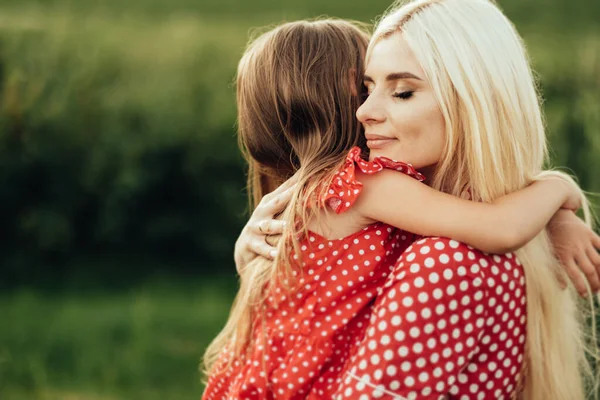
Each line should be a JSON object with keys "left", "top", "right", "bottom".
{"left": 0, "top": 1, "right": 598, "bottom": 399}
{"left": 0, "top": 0, "right": 598, "bottom": 285}
{"left": 0, "top": 7, "right": 251, "bottom": 284}
{"left": 0, "top": 277, "right": 236, "bottom": 399}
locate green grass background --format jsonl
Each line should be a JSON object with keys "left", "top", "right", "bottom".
{"left": 1, "top": 276, "right": 236, "bottom": 399}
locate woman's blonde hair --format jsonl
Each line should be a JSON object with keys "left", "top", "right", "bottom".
{"left": 372, "top": 0, "right": 598, "bottom": 398}
{"left": 202, "top": 19, "right": 370, "bottom": 376}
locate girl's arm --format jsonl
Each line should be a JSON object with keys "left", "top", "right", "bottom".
{"left": 355, "top": 169, "right": 578, "bottom": 253}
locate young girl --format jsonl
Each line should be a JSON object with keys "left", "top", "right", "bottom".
{"left": 202, "top": 18, "right": 594, "bottom": 400}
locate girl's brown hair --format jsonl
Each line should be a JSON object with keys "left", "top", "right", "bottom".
{"left": 203, "top": 19, "right": 370, "bottom": 375}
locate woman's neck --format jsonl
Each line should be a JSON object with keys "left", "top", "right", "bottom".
{"left": 419, "top": 164, "right": 438, "bottom": 187}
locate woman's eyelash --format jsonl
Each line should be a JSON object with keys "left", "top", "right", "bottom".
{"left": 393, "top": 91, "right": 414, "bottom": 100}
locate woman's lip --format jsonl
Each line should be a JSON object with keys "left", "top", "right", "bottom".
{"left": 366, "top": 138, "right": 395, "bottom": 149}
{"left": 365, "top": 134, "right": 391, "bottom": 140}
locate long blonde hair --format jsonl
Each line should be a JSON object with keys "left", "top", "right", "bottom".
{"left": 202, "top": 19, "right": 370, "bottom": 376}
{"left": 372, "top": 0, "right": 598, "bottom": 398}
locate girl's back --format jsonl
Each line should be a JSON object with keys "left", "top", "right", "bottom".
{"left": 203, "top": 222, "right": 414, "bottom": 399}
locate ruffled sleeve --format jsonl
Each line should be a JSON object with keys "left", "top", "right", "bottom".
{"left": 322, "top": 146, "right": 426, "bottom": 214}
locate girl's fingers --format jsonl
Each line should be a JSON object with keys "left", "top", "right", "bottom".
{"left": 586, "top": 245, "right": 600, "bottom": 283}
{"left": 553, "top": 256, "right": 568, "bottom": 289}
{"left": 555, "top": 270, "right": 568, "bottom": 290}
{"left": 575, "top": 254, "right": 600, "bottom": 293}
{"left": 592, "top": 232, "right": 600, "bottom": 251}
{"left": 563, "top": 259, "right": 589, "bottom": 297}
{"left": 587, "top": 244, "right": 600, "bottom": 264}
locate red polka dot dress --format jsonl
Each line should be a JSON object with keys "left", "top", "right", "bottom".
{"left": 202, "top": 147, "right": 424, "bottom": 400}
{"left": 203, "top": 147, "right": 528, "bottom": 399}
{"left": 332, "top": 237, "right": 527, "bottom": 400}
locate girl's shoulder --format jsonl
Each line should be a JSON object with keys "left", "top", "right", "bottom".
{"left": 298, "top": 222, "right": 412, "bottom": 266}
{"left": 287, "top": 223, "right": 414, "bottom": 296}
{"left": 322, "top": 146, "right": 425, "bottom": 214}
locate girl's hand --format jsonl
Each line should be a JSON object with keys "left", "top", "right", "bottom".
{"left": 561, "top": 185, "right": 583, "bottom": 212}
{"left": 548, "top": 210, "right": 600, "bottom": 296}
{"left": 234, "top": 177, "right": 297, "bottom": 274}
{"left": 548, "top": 176, "right": 582, "bottom": 211}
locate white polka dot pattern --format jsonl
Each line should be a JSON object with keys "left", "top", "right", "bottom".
{"left": 202, "top": 147, "right": 527, "bottom": 399}
{"left": 324, "top": 146, "right": 425, "bottom": 214}
{"left": 202, "top": 224, "right": 416, "bottom": 400}
{"left": 332, "top": 237, "right": 527, "bottom": 400}
{"left": 203, "top": 146, "right": 427, "bottom": 400}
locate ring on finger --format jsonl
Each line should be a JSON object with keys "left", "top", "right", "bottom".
{"left": 259, "top": 220, "right": 269, "bottom": 234}
{"left": 265, "top": 234, "right": 278, "bottom": 247}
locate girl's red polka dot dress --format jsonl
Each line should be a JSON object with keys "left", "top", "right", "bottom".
{"left": 202, "top": 147, "right": 422, "bottom": 400}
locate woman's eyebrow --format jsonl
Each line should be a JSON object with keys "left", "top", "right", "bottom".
{"left": 363, "top": 72, "right": 423, "bottom": 83}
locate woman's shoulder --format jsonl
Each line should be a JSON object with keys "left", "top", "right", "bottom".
{"left": 405, "top": 237, "right": 520, "bottom": 265}
{"left": 389, "top": 237, "right": 524, "bottom": 289}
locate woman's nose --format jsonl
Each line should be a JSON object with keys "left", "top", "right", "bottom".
{"left": 356, "top": 94, "right": 384, "bottom": 125}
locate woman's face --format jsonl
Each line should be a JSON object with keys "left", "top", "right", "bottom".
{"left": 357, "top": 34, "right": 445, "bottom": 174}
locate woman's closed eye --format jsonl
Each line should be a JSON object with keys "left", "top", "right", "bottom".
{"left": 393, "top": 90, "right": 414, "bottom": 100}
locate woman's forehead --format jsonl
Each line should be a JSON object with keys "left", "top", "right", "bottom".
{"left": 365, "top": 35, "right": 425, "bottom": 82}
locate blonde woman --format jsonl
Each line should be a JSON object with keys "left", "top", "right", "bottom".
{"left": 321, "top": 0, "right": 600, "bottom": 398}
{"left": 204, "top": 8, "right": 600, "bottom": 400}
